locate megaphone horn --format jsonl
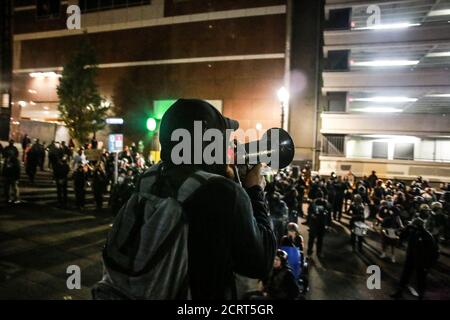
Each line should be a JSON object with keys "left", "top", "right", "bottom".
{"left": 235, "top": 128, "right": 295, "bottom": 170}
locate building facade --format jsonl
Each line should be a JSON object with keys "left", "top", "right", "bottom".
{"left": 11, "top": 0, "right": 287, "bottom": 145}
{"left": 319, "top": 0, "right": 450, "bottom": 182}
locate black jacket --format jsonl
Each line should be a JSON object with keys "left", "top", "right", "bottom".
{"left": 264, "top": 266, "right": 300, "bottom": 300}
{"left": 53, "top": 161, "right": 70, "bottom": 180}
{"left": 3, "top": 145, "right": 19, "bottom": 159}
{"left": 307, "top": 198, "right": 332, "bottom": 231}
{"left": 349, "top": 203, "right": 365, "bottom": 228}
{"left": 154, "top": 165, "right": 276, "bottom": 300}
{"left": 2, "top": 156, "right": 20, "bottom": 180}
{"left": 401, "top": 222, "right": 439, "bottom": 269}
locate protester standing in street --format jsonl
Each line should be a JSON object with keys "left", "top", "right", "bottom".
{"left": 349, "top": 194, "right": 366, "bottom": 252}
{"left": 306, "top": 191, "right": 332, "bottom": 258}
{"left": 391, "top": 216, "right": 439, "bottom": 300}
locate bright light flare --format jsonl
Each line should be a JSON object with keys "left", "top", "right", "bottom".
{"left": 354, "top": 22, "right": 420, "bottom": 30}
{"left": 350, "top": 96, "right": 417, "bottom": 103}
{"left": 29, "top": 72, "right": 62, "bottom": 78}
{"left": 351, "top": 60, "right": 419, "bottom": 67}
{"left": 277, "top": 87, "right": 289, "bottom": 104}
{"left": 353, "top": 107, "right": 403, "bottom": 113}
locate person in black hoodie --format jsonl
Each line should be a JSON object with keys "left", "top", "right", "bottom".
{"left": 391, "top": 216, "right": 439, "bottom": 300}
{"left": 99, "top": 99, "right": 276, "bottom": 300}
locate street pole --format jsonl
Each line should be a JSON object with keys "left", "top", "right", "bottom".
{"left": 281, "top": 102, "right": 285, "bottom": 130}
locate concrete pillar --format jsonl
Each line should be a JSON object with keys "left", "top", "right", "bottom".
{"left": 286, "top": 0, "right": 324, "bottom": 169}
{"left": 0, "top": 0, "right": 13, "bottom": 141}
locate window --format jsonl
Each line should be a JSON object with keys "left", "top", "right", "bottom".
{"left": 327, "top": 92, "right": 347, "bottom": 112}
{"left": 323, "top": 135, "right": 345, "bottom": 156}
{"left": 326, "top": 8, "right": 352, "bottom": 30}
{"left": 36, "top": 0, "right": 61, "bottom": 19}
{"left": 394, "top": 143, "right": 414, "bottom": 160}
{"left": 372, "top": 142, "right": 388, "bottom": 159}
{"left": 79, "top": 0, "right": 151, "bottom": 13}
{"left": 325, "top": 50, "right": 350, "bottom": 71}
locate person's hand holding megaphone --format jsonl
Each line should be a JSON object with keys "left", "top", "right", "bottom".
{"left": 243, "top": 163, "right": 266, "bottom": 190}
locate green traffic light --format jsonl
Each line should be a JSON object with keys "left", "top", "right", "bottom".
{"left": 146, "top": 117, "right": 157, "bottom": 131}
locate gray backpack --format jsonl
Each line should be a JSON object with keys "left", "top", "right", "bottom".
{"left": 92, "top": 163, "right": 217, "bottom": 299}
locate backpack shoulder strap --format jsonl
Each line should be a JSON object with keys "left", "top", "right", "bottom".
{"left": 176, "top": 170, "right": 220, "bottom": 203}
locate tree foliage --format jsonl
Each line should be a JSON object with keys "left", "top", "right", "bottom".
{"left": 57, "top": 37, "right": 109, "bottom": 145}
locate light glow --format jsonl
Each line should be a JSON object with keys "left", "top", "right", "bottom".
{"left": 106, "top": 118, "right": 124, "bottom": 125}
{"left": 18, "top": 101, "right": 27, "bottom": 107}
{"left": 350, "top": 96, "right": 417, "bottom": 103}
{"left": 361, "top": 135, "right": 420, "bottom": 143}
{"left": 277, "top": 87, "right": 289, "bottom": 104}
{"left": 146, "top": 118, "right": 157, "bottom": 132}
{"left": 353, "top": 107, "right": 403, "bottom": 113}
{"left": 354, "top": 22, "right": 420, "bottom": 30}
{"left": 29, "top": 72, "right": 62, "bottom": 78}
{"left": 426, "top": 51, "right": 450, "bottom": 58}
{"left": 426, "top": 94, "right": 450, "bottom": 98}
{"left": 351, "top": 60, "right": 419, "bottom": 67}
{"left": 427, "top": 9, "right": 450, "bottom": 17}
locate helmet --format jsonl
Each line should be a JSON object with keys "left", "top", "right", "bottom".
{"left": 354, "top": 194, "right": 362, "bottom": 203}
{"left": 431, "top": 202, "right": 443, "bottom": 211}
{"left": 413, "top": 187, "right": 422, "bottom": 196}
{"left": 276, "top": 249, "right": 288, "bottom": 265}
{"left": 287, "top": 222, "right": 299, "bottom": 234}
{"left": 414, "top": 196, "right": 425, "bottom": 204}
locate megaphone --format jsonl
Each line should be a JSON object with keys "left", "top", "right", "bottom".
{"left": 234, "top": 128, "right": 295, "bottom": 171}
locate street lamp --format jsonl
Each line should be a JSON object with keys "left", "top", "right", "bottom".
{"left": 277, "top": 87, "right": 289, "bottom": 129}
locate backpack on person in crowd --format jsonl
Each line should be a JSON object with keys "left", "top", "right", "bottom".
{"left": 92, "top": 163, "right": 218, "bottom": 300}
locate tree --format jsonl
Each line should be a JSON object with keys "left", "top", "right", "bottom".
{"left": 57, "top": 36, "right": 109, "bottom": 145}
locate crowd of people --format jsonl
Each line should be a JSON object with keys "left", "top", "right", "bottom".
{"left": 2, "top": 133, "right": 449, "bottom": 300}
{"left": 0, "top": 135, "right": 151, "bottom": 211}
{"left": 262, "top": 168, "right": 448, "bottom": 299}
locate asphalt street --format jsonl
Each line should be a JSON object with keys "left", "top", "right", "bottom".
{"left": 0, "top": 201, "right": 449, "bottom": 300}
